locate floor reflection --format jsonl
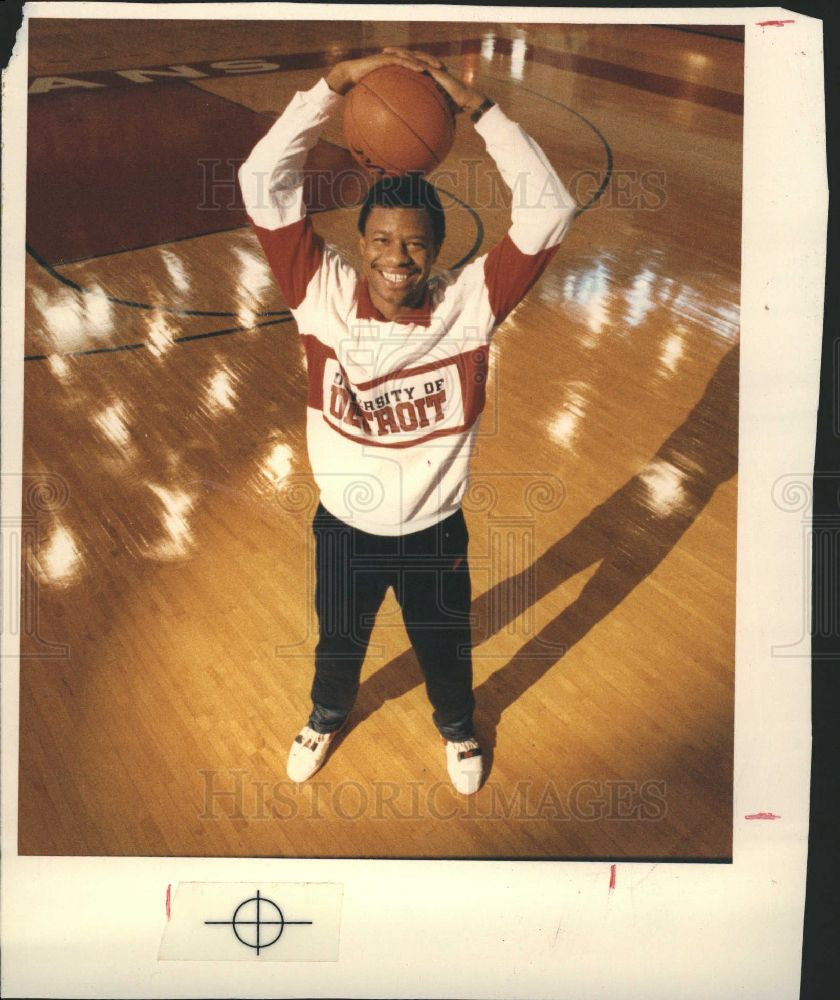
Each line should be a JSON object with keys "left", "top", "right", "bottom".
{"left": 347, "top": 344, "right": 738, "bottom": 755}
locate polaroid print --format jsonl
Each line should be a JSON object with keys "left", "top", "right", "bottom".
{"left": 1, "top": 3, "right": 823, "bottom": 997}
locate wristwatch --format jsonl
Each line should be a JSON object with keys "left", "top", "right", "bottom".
{"left": 469, "top": 97, "right": 496, "bottom": 124}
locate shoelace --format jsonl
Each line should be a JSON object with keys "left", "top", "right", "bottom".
{"left": 449, "top": 739, "right": 481, "bottom": 760}
{"left": 299, "top": 728, "right": 333, "bottom": 750}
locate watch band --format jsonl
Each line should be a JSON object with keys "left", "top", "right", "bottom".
{"left": 469, "top": 98, "right": 496, "bottom": 124}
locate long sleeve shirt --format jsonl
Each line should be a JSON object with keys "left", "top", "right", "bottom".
{"left": 239, "top": 76, "right": 576, "bottom": 535}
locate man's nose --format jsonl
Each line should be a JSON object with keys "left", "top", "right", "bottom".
{"left": 383, "top": 242, "right": 412, "bottom": 265}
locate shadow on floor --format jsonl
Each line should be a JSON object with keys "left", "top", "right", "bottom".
{"left": 342, "top": 343, "right": 739, "bottom": 776}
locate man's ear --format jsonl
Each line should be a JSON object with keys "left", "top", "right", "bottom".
{"left": 358, "top": 233, "right": 366, "bottom": 256}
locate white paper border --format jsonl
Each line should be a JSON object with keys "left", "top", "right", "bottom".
{"left": 2, "top": 5, "right": 824, "bottom": 998}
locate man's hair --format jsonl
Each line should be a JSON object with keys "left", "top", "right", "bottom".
{"left": 357, "top": 174, "right": 446, "bottom": 249}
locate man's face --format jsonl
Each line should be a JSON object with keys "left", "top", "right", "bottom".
{"left": 359, "top": 206, "right": 439, "bottom": 310}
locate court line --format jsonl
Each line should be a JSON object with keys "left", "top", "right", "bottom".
{"left": 499, "top": 37, "right": 743, "bottom": 115}
{"left": 26, "top": 54, "right": 614, "bottom": 363}
{"left": 42, "top": 222, "right": 253, "bottom": 270}
{"left": 27, "top": 38, "right": 487, "bottom": 92}
{"left": 659, "top": 25, "right": 745, "bottom": 43}
{"left": 25, "top": 187, "right": 483, "bottom": 362}
{"left": 25, "top": 241, "right": 289, "bottom": 320}
{"left": 43, "top": 129, "right": 353, "bottom": 270}
{"left": 25, "top": 88, "right": 606, "bottom": 362}
{"left": 28, "top": 36, "right": 742, "bottom": 113}
{"left": 23, "top": 315, "right": 295, "bottom": 362}
{"left": 478, "top": 74, "right": 614, "bottom": 216}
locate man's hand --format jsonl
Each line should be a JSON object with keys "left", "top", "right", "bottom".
{"left": 383, "top": 48, "right": 487, "bottom": 115}
{"left": 325, "top": 46, "right": 490, "bottom": 118}
{"left": 325, "top": 49, "right": 432, "bottom": 96}
{"left": 422, "top": 62, "right": 488, "bottom": 117}
{"left": 381, "top": 46, "right": 443, "bottom": 71}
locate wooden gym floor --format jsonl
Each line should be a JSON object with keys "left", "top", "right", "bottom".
{"left": 19, "top": 18, "right": 742, "bottom": 859}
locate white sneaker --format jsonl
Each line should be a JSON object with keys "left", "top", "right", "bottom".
{"left": 444, "top": 738, "right": 484, "bottom": 795}
{"left": 286, "top": 725, "right": 338, "bottom": 783}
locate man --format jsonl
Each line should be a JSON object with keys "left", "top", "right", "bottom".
{"left": 239, "top": 47, "right": 576, "bottom": 795}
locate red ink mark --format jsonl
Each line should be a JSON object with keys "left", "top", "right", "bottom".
{"left": 745, "top": 812, "right": 782, "bottom": 820}
{"left": 756, "top": 19, "right": 795, "bottom": 27}
{"left": 453, "top": 556, "right": 463, "bottom": 571}
{"left": 166, "top": 883, "right": 171, "bottom": 921}
{"left": 609, "top": 864, "right": 616, "bottom": 892}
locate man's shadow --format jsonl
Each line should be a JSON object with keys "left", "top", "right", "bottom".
{"left": 339, "top": 344, "right": 739, "bottom": 775}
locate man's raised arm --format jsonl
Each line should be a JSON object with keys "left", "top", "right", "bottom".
{"left": 238, "top": 78, "right": 343, "bottom": 233}
{"left": 475, "top": 103, "right": 577, "bottom": 256}
{"left": 425, "top": 59, "right": 578, "bottom": 326}
{"left": 238, "top": 50, "right": 431, "bottom": 310}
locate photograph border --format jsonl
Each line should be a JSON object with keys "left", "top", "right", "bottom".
{"left": 2, "top": 3, "right": 823, "bottom": 996}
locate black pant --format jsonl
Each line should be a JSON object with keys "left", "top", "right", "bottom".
{"left": 307, "top": 503, "right": 475, "bottom": 741}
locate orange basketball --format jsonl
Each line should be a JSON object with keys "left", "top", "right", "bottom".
{"left": 344, "top": 65, "right": 455, "bottom": 178}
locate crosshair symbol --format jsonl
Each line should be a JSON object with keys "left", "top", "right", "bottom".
{"left": 205, "top": 889, "right": 313, "bottom": 955}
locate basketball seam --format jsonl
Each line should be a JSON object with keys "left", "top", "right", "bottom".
{"left": 381, "top": 69, "right": 454, "bottom": 123}
{"left": 359, "top": 80, "right": 446, "bottom": 164}
{"left": 356, "top": 81, "right": 449, "bottom": 169}
{"left": 347, "top": 88, "right": 405, "bottom": 176}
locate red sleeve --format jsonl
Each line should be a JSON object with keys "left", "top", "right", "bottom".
{"left": 251, "top": 216, "right": 324, "bottom": 311}
{"left": 483, "top": 234, "right": 560, "bottom": 326}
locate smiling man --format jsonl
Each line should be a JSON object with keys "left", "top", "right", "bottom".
{"left": 356, "top": 177, "right": 443, "bottom": 316}
{"left": 239, "top": 47, "right": 576, "bottom": 795}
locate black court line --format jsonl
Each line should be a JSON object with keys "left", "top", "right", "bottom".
{"left": 441, "top": 188, "right": 485, "bottom": 270}
{"left": 658, "top": 25, "right": 745, "bottom": 43}
{"left": 23, "top": 316, "right": 295, "bottom": 362}
{"left": 480, "top": 73, "right": 614, "bottom": 216}
{"left": 25, "top": 241, "right": 290, "bottom": 321}
{"left": 25, "top": 188, "right": 484, "bottom": 362}
{"left": 45, "top": 222, "right": 255, "bottom": 269}
{"left": 43, "top": 132, "right": 348, "bottom": 269}
{"left": 25, "top": 69, "right": 611, "bottom": 363}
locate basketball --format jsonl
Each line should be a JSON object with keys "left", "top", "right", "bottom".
{"left": 344, "top": 65, "right": 455, "bottom": 177}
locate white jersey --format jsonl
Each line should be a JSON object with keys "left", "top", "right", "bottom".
{"left": 239, "top": 77, "right": 575, "bottom": 535}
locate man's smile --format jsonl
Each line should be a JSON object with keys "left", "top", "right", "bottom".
{"left": 360, "top": 206, "right": 439, "bottom": 317}
{"left": 377, "top": 269, "right": 415, "bottom": 285}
